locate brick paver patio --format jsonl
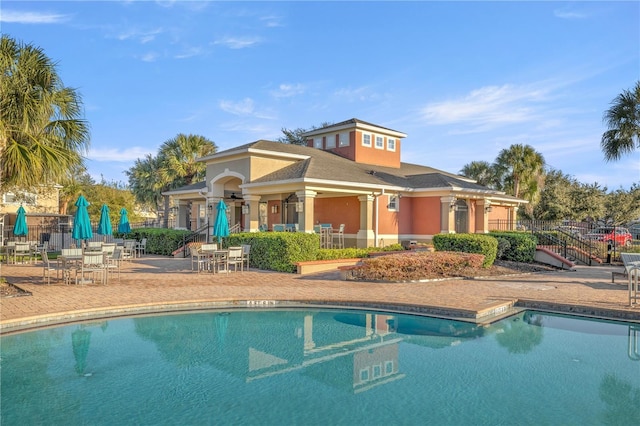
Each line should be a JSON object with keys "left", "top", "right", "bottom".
{"left": 1, "top": 255, "right": 639, "bottom": 333}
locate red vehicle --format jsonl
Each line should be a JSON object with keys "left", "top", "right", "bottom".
{"left": 585, "top": 227, "right": 633, "bottom": 247}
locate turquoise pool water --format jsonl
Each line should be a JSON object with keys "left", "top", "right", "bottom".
{"left": 1, "top": 309, "right": 638, "bottom": 425}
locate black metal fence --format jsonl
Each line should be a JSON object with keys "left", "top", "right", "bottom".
{"left": 489, "top": 219, "right": 639, "bottom": 264}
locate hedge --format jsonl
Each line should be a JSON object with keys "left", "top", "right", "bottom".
{"left": 488, "top": 231, "right": 536, "bottom": 263}
{"left": 225, "top": 232, "right": 320, "bottom": 273}
{"left": 432, "top": 233, "right": 497, "bottom": 267}
{"left": 115, "top": 228, "right": 192, "bottom": 256}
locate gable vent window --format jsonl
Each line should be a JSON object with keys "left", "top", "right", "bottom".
{"left": 339, "top": 132, "right": 349, "bottom": 147}
{"left": 375, "top": 135, "right": 384, "bottom": 150}
{"left": 325, "top": 134, "right": 336, "bottom": 148}
{"left": 387, "top": 138, "right": 396, "bottom": 152}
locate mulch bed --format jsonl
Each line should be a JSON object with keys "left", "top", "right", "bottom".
{"left": 0, "top": 281, "right": 32, "bottom": 298}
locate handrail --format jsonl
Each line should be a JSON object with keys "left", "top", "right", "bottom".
{"left": 180, "top": 223, "right": 211, "bottom": 258}
{"left": 629, "top": 325, "right": 640, "bottom": 361}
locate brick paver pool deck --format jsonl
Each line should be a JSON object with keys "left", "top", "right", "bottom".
{"left": 1, "top": 255, "right": 639, "bottom": 333}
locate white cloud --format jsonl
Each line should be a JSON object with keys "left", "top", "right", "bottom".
{"left": 139, "top": 52, "right": 159, "bottom": 62}
{"left": 219, "top": 98, "right": 256, "bottom": 116}
{"left": 420, "top": 84, "right": 551, "bottom": 131}
{"left": 116, "top": 27, "right": 163, "bottom": 44}
{"left": 174, "top": 46, "right": 205, "bottom": 59}
{"left": 333, "top": 86, "right": 380, "bottom": 102}
{"left": 260, "top": 15, "right": 283, "bottom": 28}
{"left": 213, "top": 36, "right": 261, "bottom": 49}
{"left": 270, "top": 83, "right": 305, "bottom": 98}
{"left": 554, "top": 7, "right": 588, "bottom": 20}
{"left": 0, "top": 10, "right": 69, "bottom": 24}
{"left": 89, "top": 146, "right": 155, "bottom": 162}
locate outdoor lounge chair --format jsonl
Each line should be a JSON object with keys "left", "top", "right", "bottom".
{"left": 612, "top": 252, "right": 640, "bottom": 283}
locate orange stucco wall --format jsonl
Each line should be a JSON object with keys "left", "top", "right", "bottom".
{"left": 488, "top": 205, "right": 510, "bottom": 222}
{"left": 313, "top": 196, "right": 360, "bottom": 233}
{"left": 353, "top": 131, "right": 401, "bottom": 168}
{"left": 409, "top": 197, "right": 442, "bottom": 235}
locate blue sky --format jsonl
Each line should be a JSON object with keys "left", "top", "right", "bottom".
{"left": 2, "top": 1, "right": 639, "bottom": 190}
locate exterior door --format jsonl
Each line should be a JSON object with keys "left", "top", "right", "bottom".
{"left": 454, "top": 199, "right": 468, "bottom": 233}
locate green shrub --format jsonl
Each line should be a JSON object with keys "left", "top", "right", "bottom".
{"left": 349, "top": 251, "right": 485, "bottom": 281}
{"left": 116, "top": 228, "right": 192, "bottom": 256}
{"left": 495, "top": 237, "right": 511, "bottom": 259}
{"left": 488, "top": 231, "right": 536, "bottom": 262}
{"left": 432, "top": 233, "right": 497, "bottom": 267}
{"left": 225, "top": 232, "right": 319, "bottom": 272}
{"left": 316, "top": 243, "right": 406, "bottom": 260}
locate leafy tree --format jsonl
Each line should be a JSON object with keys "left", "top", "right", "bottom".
{"left": 601, "top": 81, "right": 640, "bottom": 161}
{"left": 277, "top": 122, "right": 333, "bottom": 145}
{"left": 0, "top": 35, "right": 89, "bottom": 190}
{"left": 604, "top": 185, "right": 640, "bottom": 225}
{"left": 570, "top": 182, "right": 607, "bottom": 222}
{"left": 58, "top": 164, "right": 94, "bottom": 215}
{"left": 533, "top": 169, "right": 576, "bottom": 221}
{"left": 459, "top": 160, "right": 499, "bottom": 188}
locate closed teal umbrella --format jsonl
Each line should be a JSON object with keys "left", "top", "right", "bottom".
{"left": 97, "top": 204, "right": 113, "bottom": 237}
{"left": 118, "top": 208, "right": 131, "bottom": 234}
{"left": 72, "top": 195, "right": 93, "bottom": 242}
{"left": 13, "top": 206, "right": 28, "bottom": 239}
{"left": 212, "top": 200, "right": 229, "bottom": 244}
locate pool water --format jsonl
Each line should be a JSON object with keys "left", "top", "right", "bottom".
{"left": 1, "top": 309, "right": 638, "bottom": 425}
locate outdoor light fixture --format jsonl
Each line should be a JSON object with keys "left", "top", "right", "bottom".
{"left": 485, "top": 206, "right": 493, "bottom": 213}
{"left": 449, "top": 198, "right": 457, "bottom": 211}
{"left": 295, "top": 201, "right": 304, "bottom": 213}
{"left": 242, "top": 205, "right": 249, "bottom": 215}
{"left": 271, "top": 204, "right": 279, "bottom": 214}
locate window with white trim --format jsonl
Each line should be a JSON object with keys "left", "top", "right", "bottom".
{"left": 375, "top": 135, "right": 384, "bottom": 150}
{"left": 325, "top": 134, "right": 336, "bottom": 148}
{"left": 314, "top": 137, "right": 323, "bottom": 149}
{"left": 387, "top": 138, "right": 396, "bottom": 151}
{"left": 362, "top": 133, "right": 371, "bottom": 147}
{"left": 339, "top": 132, "right": 349, "bottom": 147}
{"left": 388, "top": 195, "right": 399, "bottom": 211}
{"left": 3, "top": 191, "right": 37, "bottom": 205}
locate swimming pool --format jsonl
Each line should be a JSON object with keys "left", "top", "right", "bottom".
{"left": 1, "top": 309, "right": 638, "bottom": 425}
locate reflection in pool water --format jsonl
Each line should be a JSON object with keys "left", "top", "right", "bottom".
{"left": 1, "top": 310, "right": 638, "bottom": 425}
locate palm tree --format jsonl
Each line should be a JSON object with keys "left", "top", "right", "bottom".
{"left": 0, "top": 35, "right": 89, "bottom": 190}
{"left": 125, "top": 154, "right": 164, "bottom": 215}
{"left": 127, "top": 134, "right": 217, "bottom": 227}
{"left": 601, "top": 81, "right": 640, "bottom": 161}
{"left": 493, "top": 144, "right": 546, "bottom": 199}
{"left": 459, "top": 160, "right": 499, "bottom": 188}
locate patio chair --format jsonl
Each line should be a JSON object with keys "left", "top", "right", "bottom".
{"left": 241, "top": 244, "right": 251, "bottom": 270}
{"left": 135, "top": 238, "right": 147, "bottom": 257}
{"left": 122, "top": 240, "right": 136, "bottom": 261}
{"left": 225, "top": 246, "right": 244, "bottom": 273}
{"left": 105, "top": 248, "right": 123, "bottom": 281}
{"left": 333, "top": 224, "right": 345, "bottom": 249}
{"left": 76, "top": 253, "right": 107, "bottom": 285}
{"left": 13, "top": 243, "right": 32, "bottom": 264}
{"left": 191, "top": 246, "right": 209, "bottom": 273}
{"left": 41, "top": 250, "right": 60, "bottom": 285}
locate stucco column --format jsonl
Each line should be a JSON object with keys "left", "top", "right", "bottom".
{"left": 440, "top": 196, "right": 456, "bottom": 234}
{"left": 242, "top": 194, "right": 261, "bottom": 232}
{"left": 476, "top": 199, "right": 490, "bottom": 234}
{"left": 357, "top": 194, "right": 375, "bottom": 248}
{"left": 295, "top": 190, "right": 317, "bottom": 233}
{"left": 510, "top": 206, "right": 519, "bottom": 231}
